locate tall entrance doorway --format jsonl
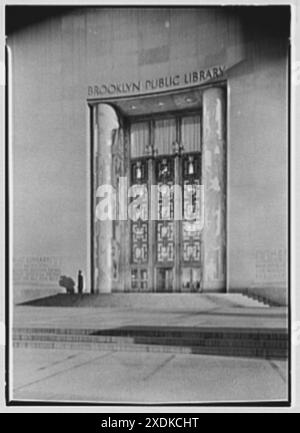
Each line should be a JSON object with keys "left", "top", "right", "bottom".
{"left": 90, "top": 86, "right": 227, "bottom": 294}
{"left": 129, "top": 114, "right": 203, "bottom": 292}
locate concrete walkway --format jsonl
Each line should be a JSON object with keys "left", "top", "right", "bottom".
{"left": 13, "top": 305, "right": 287, "bottom": 331}
{"left": 10, "top": 305, "right": 289, "bottom": 404}
{"left": 12, "top": 347, "right": 288, "bottom": 403}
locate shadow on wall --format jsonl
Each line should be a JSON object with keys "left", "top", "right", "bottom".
{"left": 59, "top": 275, "right": 75, "bottom": 294}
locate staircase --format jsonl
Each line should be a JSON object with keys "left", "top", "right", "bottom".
{"left": 13, "top": 325, "right": 288, "bottom": 359}
{"left": 14, "top": 293, "right": 288, "bottom": 359}
{"left": 243, "top": 290, "right": 279, "bottom": 307}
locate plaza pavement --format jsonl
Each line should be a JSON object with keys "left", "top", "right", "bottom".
{"left": 13, "top": 304, "right": 287, "bottom": 330}
{"left": 12, "top": 347, "right": 288, "bottom": 404}
{"left": 10, "top": 304, "right": 289, "bottom": 404}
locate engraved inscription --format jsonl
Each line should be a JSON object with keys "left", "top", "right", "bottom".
{"left": 255, "top": 249, "right": 287, "bottom": 282}
{"left": 13, "top": 256, "right": 62, "bottom": 285}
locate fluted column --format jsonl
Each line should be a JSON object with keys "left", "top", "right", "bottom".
{"left": 202, "top": 87, "right": 226, "bottom": 292}
{"left": 94, "top": 104, "right": 119, "bottom": 293}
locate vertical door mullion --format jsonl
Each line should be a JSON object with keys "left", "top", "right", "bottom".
{"left": 148, "top": 120, "right": 156, "bottom": 292}
{"left": 174, "top": 116, "right": 181, "bottom": 292}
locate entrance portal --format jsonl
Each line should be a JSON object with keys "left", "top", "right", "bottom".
{"left": 90, "top": 86, "right": 227, "bottom": 294}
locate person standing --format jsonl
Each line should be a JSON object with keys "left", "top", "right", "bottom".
{"left": 77, "top": 270, "right": 83, "bottom": 295}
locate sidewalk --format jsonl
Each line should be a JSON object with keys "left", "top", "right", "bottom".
{"left": 10, "top": 304, "right": 289, "bottom": 404}
{"left": 13, "top": 305, "right": 288, "bottom": 331}
{"left": 12, "top": 347, "right": 288, "bottom": 404}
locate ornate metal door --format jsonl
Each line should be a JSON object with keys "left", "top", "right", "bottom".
{"left": 129, "top": 115, "right": 203, "bottom": 292}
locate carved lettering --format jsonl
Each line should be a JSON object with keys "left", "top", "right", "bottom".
{"left": 88, "top": 66, "right": 226, "bottom": 98}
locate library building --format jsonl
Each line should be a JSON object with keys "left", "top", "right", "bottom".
{"left": 7, "top": 6, "right": 289, "bottom": 305}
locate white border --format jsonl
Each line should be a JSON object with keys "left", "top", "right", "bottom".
{"left": 0, "top": 0, "right": 297, "bottom": 413}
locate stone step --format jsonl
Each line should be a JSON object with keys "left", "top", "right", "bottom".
{"left": 13, "top": 332, "right": 288, "bottom": 349}
{"left": 13, "top": 326, "right": 285, "bottom": 338}
{"left": 13, "top": 340, "right": 287, "bottom": 360}
{"left": 13, "top": 326, "right": 288, "bottom": 359}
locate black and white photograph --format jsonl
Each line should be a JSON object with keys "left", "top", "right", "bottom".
{"left": 1, "top": 0, "right": 297, "bottom": 411}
